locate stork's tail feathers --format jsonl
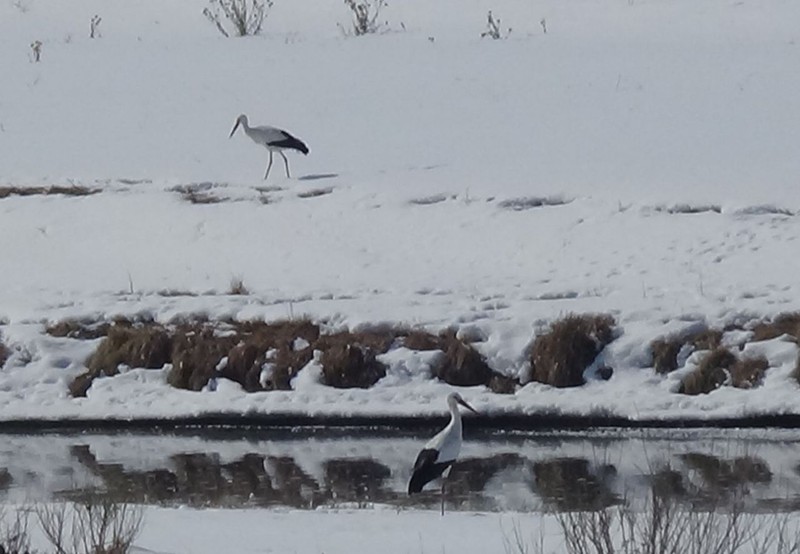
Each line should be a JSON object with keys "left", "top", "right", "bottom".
{"left": 408, "top": 474, "right": 426, "bottom": 495}
{"left": 281, "top": 133, "right": 309, "bottom": 155}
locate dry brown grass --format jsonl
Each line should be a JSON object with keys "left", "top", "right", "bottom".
{"left": 679, "top": 347, "right": 736, "bottom": 395}
{"left": 399, "top": 328, "right": 517, "bottom": 392}
{"left": 692, "top": 329, "right": 724, "bottom": 351}
{"left": 321, "top": 344, "right": 386, "bottom": 388}
{"left": 70, "top": 324, "right": 173, "bottom": 397}
{"left": 46, "top": 318, "right": 111, "bottom": 340}
{"left": 751, "top": 312, "right": 800, "bottom": 342}
{"left": 678, "top": 347, "right": 769, "bottom": 395}
{"left": 71, "top": 319, "right": 517, "bottom": 395}
{"left": 169, "top": 323, "right": 237, "bottom": 391}
{"left": 219, "top": 319, "right": 319, "bottom": 391}
{"left": 86, "top": 325, "right": 172, "bottom": 375}
{"left": 730, "top": 356, "right": 769, "bottom": 389}
{"left": 228, "top": 277, "right": 249, "bottom": 295}
{"left": 529, "top": 314, "right": 616, "bottom": 388}
{"left": 650, "top": 337, "right": 683, "bottom": 375}
{"left": 650, "top": 328, "right": 722, "bottom": 374}
{"left": 0, "top": 185, "right": 99, "bottom": 199}
{"left": 436, "top": 330, "right": 494, "bottom": 386}
{"left": 400, "top": 330, "right": 442, "bottom": 351}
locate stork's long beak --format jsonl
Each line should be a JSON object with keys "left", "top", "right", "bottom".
{"left": 229, "top": 120, "right": 240, "bottom": 138}
{"left": 457, "top": 397, "right": 478, "bottom": 415}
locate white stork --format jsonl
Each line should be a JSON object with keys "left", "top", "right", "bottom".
{"left": 408, "top": 392, "right": 478, "bottom": 515}
{"left": 229, "top": 114, "right": 309, "bottom": 180}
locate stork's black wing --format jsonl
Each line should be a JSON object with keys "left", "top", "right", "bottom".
{"left": 270, "top": 131, "right": 309, "bottom": 155}
{"left": 408, "top": 448, "right": 453, "bottom": 494}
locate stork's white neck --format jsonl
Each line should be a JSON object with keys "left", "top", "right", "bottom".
{"left": 447, "top": 399, "right": 463, "bottom": 432}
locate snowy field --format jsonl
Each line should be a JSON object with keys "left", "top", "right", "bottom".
{"left": 1, "top": 0, "right": 800, "bottom": 422}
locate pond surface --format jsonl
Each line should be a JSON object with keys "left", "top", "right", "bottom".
{"left": 2, "top": 428, "right": 800, "bottom": 512}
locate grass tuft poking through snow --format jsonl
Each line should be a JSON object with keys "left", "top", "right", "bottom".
{"left": 62, "top": 317, "right": 520, "bottom": 396}
{"left": 0, "top": 185, "right": 99, "bottom": 199}
{"left": 750, "top": 312, "right": 800, "bottom": 342}
{"left": 679, "top": 347, "right": 769, "bottom": 395}
{"left": 529, "top": 314, "right": 616, "bottom": 388}
{"left": 650, "top": 328, "right": 723, "bottom": 375}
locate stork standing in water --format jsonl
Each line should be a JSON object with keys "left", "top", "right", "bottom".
{"left": 408, "top": 392, "right": 478, "bottom": 515}
{"left": 229, "top": 114, "right": 309, "bottom": 180}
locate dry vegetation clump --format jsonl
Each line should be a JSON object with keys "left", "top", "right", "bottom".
{"left": 71, "top": 318, "right": 519, "bottom": 395}
{"left": 729, "top": 356, "right": 769, "bottom": 389}
{"left": 400, "top": 329, "right": 442, "bottom": 351}
{"left": 218, "top": 319, "right": 320, "bottom": 391}
{"left": 650, "top": 328, "right": 722, "bottom": 374}
{"left": 86, "top": 325, "right": 172, "bottom": 375}
{"left": 398, "top": 328, "right": 518, "bottom": 393}
{"left": 678, "top": 347, "right": 735, "bottom": 395}
{"left": 71, "top": 324, "right": 173, "bottom": 397}
{"left": 435, "top": 330, "right": 494, "bottom": 387}
{"left": 750, "top": 312, "right": 800, "bottom": 342}
{"left": 203, "top": 0, "right": 271, "bottom": 37}
{"left": 46, "top": 318, "right": 112, "bottom": 340}
{"left": 72, "top": 319, "right": 321, "bottom": 395}
{"left": 36, "top": 496, "right": 143, "bottom": 554}
{"left": 169, "top": 323, "right": 238, "bottom": 391}
{"left": 529, "top": 314, "right": 616, "bottom": 388}
{"left": 342, "top": 0, "right": 387, "bottom": 36}
{"left": 228, "top": 277, "right": 249, "bottom": 295}
{"left": 314, "top": 328, "right": 412, "bottom": 388}
{"left": 649, "top": 336, "right": 683, "bottom": 374}
{"left": 678, "top": 347, "right": 769, "bottom": 395}
{"left": 0, "top": 505, "right": 33, "bottom": 554}
{"left": 0, "top": 340, "right": 8, "bottom": 369}
{"left": 0, "top": 185, "right": 99, "bottom": 199}
{"left": 320, "top": 343, "right": 385, "bottom": 388}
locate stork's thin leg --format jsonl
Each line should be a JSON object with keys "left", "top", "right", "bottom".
{"left": 279, "top": 151, "right": 291, "bottom": 178}
{"left": 264, "top": 151, "right": 274, "bottom": 180}
{"left": 440, "top": 480, "right": 445, "bottom": 516}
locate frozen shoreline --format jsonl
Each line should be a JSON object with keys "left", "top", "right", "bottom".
{"left": 4, "top": 412, "right": 800, "bottom": 431}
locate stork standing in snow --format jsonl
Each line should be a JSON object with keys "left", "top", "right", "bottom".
{"left": 408, "top": 392, "right": 478, "bottom": 515}
{"left": 229, "top": 114, "right": 309, "bottom": 180}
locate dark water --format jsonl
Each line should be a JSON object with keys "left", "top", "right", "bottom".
{"left": 2, "top": 428, "right": 800, "bottom": 512}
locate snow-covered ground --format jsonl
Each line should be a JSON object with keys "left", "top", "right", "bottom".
{"left": 8, "top": 502, "right": 557, "bottom": 554}
{"left": 1, "top": 0, "right": 800, "bottom": 422}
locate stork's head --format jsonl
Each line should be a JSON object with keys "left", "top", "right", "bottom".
{"left": 447, "top": 392, "right": 478, "bottom": 414}
{"left": 229, "top": 114, "right": 248, "bottom": 138}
